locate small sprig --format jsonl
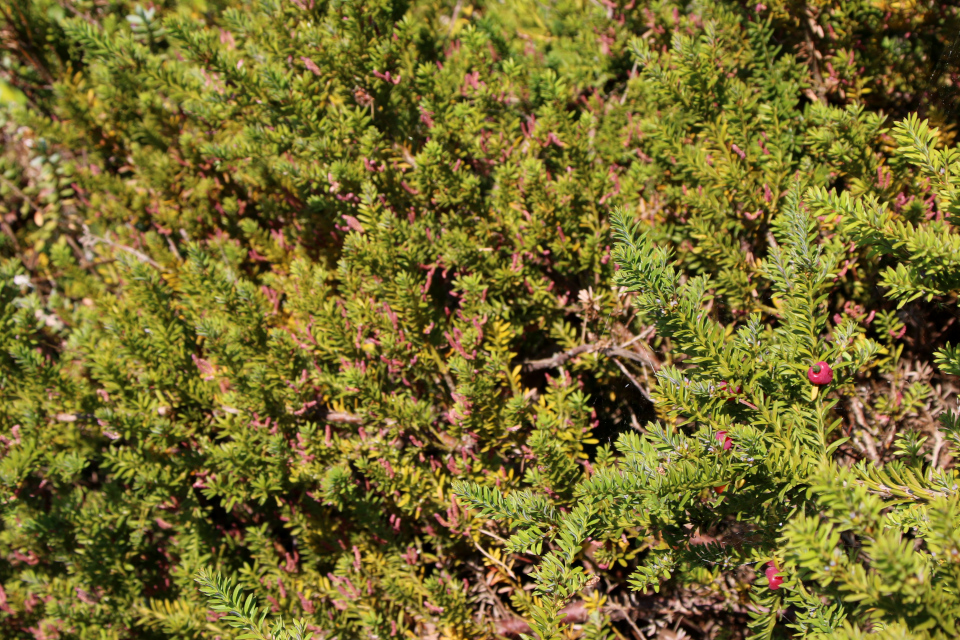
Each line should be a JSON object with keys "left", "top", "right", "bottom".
{"left": 194, "top": 568, "right": 309, "bottom": 640}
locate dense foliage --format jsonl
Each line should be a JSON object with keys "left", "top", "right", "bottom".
{"left": 1, "top": 0, "right": 960, "bottom": 639}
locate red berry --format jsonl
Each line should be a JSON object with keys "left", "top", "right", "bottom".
{"left": 713, "top": 484, "right": 726, "bottom": 494}
{"left": 807, "top": 362, "right": 833, "bottom": 385}
{"left": 765, "top": 562, "right": 784, "bottom": 590}
{"left": 716, "top": 431, "right": 733, "bottom": 451}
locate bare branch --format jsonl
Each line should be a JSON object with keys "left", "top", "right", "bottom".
{"left": 522, "top": 343, "right": 595, "bottom": 371}
{"left": 610, "top": 356, "right": 652, "bottom": 402}
{"left": 604, "top": 345, "right": 660, "bottom": 370}
{"left": 470, "top": 537, "right": 517, "bottom": 580}
{"left": 80, "top": 224, "right": 160, "bottom": 269}
{"left": 848, "top": 396, "right": 879, "bottom": 462}
{"left": 522, "top": 341, "right": 660, "bottom": 373}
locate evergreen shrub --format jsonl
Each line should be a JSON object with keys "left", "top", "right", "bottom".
{"left": 1, "top": 0, "right": 959, "bottom": 639}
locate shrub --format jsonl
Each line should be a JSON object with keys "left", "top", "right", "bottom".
{"left": 0, "top": 1, "right": 959, "bottom": 639}
{"left": 456, "top": 111, "right": 960, "bottom": 640}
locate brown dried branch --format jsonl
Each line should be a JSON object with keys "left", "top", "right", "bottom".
{"left": 522, "top": 343, "right": 595, "bottom": 371}
{"left": 522, "top": 341, "right": 660, "bottom": 373}
{"left": 848, "top": 395, "right": 879, "bottom": 462}
{"left": 80, "top": 225, "right": 160, "bottom": 269}
{"left": 610, "top": 356, "right": 652, "bottom": 402}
